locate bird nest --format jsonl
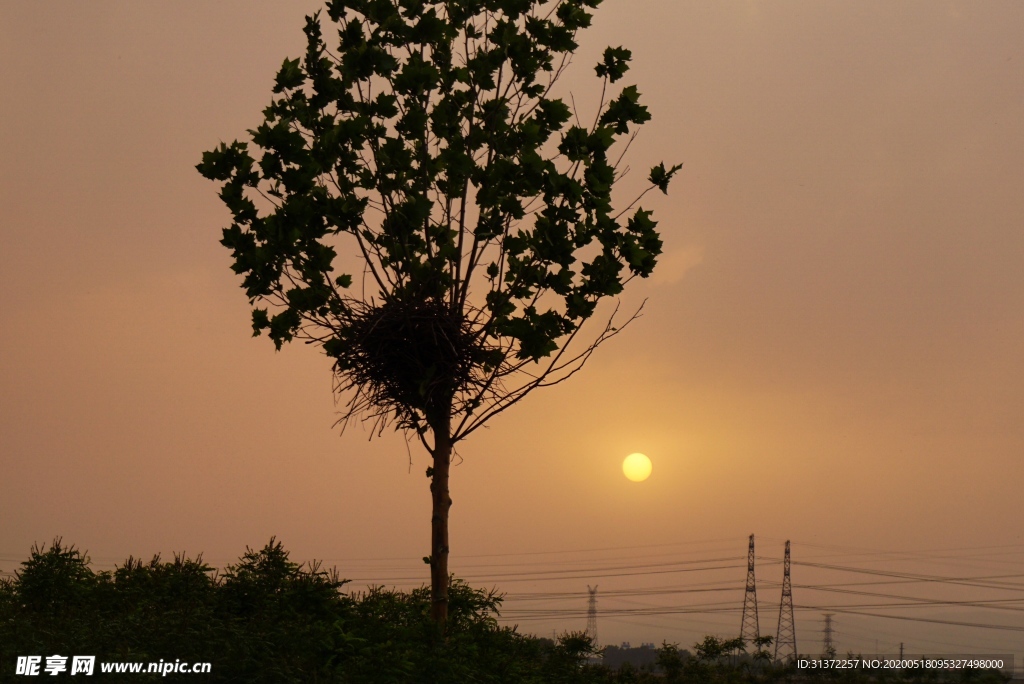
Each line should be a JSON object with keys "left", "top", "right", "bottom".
{"left": 329, "top": 296, "right": 493, "bottom": 429}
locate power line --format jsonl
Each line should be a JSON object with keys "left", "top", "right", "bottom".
{"left": 0, "top": 536, "right": 745, "bottom": 567}
{"left": 760, "top": 537, "right": 1024, "bottom": 560}
{"left": 765, "top": 581, "right": 1024, "bottom": 613}
{"left": 343, "top": 560, "right": 751, "bottom": 584}
{"left": 785, "top": 560, "right": 1024, "bottom": 592}
{"left": 796, "top": 604, "right": 1024, "bottom": 633}
{"left": 505, "top": 584, "right": 741, "bottom": 601}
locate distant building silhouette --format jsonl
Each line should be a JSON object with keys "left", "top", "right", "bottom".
{"left": 601, "top": 643, "right": 663, "bottom": 670}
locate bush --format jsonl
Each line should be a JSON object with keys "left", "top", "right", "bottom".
{"left": 0, "top": 539, "right": 607, "bottom": 683}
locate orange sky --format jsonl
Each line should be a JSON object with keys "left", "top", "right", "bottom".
{"left": 2, "top": 0, "right": 1023, "bottom": 657}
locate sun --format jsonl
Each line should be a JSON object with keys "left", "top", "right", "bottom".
{"left": 622, "top": 453, "right": 652, "bottom": 482}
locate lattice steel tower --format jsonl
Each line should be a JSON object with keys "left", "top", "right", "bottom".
{"left": 586, "top": 585, "right": 599, "bottom": 645}
{"left": 774, "top": 540, "right": 797, "bottom": 662}
{"left": 823, "top": 613, "right": 836, "bottom": 656}
{"left": 740, "top": 534, "right": 760, "bottom": 645}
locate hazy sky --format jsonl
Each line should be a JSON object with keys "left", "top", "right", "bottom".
{"left": 2, "top": 0, "right": 1023, "bottom": 657}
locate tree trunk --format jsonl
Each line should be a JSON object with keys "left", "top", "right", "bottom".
{"left": 429, "top": 415, "right": 453, "bottom": 625}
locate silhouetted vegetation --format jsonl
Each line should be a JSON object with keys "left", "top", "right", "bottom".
{"left": 0, "top": 540, "right": 1010, "bottom": 683}
{"left": 0, "top": 539, "right": 606, "bottom": 682}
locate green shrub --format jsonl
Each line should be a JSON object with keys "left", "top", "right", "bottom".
{"left": 0, "top": 539, "right": 606, "bottom": 683}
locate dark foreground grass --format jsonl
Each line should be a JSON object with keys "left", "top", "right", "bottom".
{"left": 0, "top": 540, "right": 1009, "bottom": 684}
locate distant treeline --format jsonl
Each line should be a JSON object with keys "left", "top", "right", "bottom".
{"left": 0, "top": 539, "right": 1009, "bottom": 683}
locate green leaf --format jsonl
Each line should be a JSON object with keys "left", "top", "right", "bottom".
{"left": 273, "top": 58, "right": 304, "bottom": 93}
{"left": 251, "top": 308, "right": 270, "bottom": 337}
{"left": 648, "top": 161, "right": 683, "bottom": 193}
{"left": 599, "top": 85, "right": 650, "bottom": 134}
{"left": 594, "top": 46, "right": 631, "bottom": 83}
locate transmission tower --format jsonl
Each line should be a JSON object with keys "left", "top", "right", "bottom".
{"left": 586, "top": 585, "right": 599, "bottom": 645}
{"left": 822, "top": 613, "right": 836, "bottom": 656}
{"left": 774, "top": 540, "right": 797, "bottom": 662}
{"left": 740, "top": 534, "right": 760, "bottom": 646}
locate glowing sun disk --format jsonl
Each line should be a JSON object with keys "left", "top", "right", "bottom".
{"left": 622, "top": 453, "right": 652, "bottom": 482}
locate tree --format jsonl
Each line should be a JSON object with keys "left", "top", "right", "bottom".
{"left": 197, "top": 0, "right": 680, "bottom": 625}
